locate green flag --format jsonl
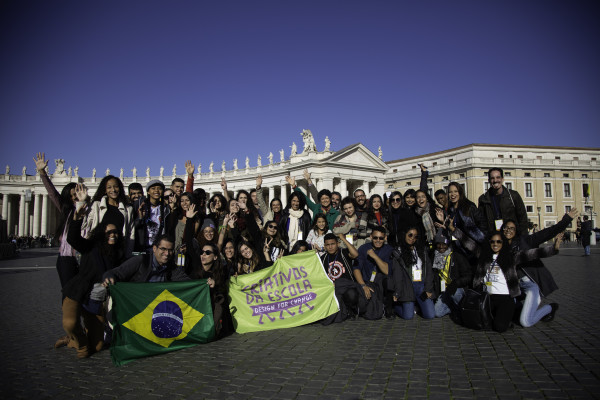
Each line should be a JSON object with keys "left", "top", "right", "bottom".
{"left": 229, "top": 251, "right": 338, "bottom": 334}
{"left": 109, "top": 280, "right": 215, "bottom": 366}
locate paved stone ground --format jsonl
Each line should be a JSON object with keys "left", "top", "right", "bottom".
{"left": 0, "top": 244, "right": 599, "bottom": 399}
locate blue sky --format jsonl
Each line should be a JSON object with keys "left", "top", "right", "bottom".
{"left": 1, "top": 0, "right": 598, "bottom": 177}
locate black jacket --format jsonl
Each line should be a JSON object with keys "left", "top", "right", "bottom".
{"left": 389, "top": 247, "right": 434, "bottom": 302}
{"left": 432, "top": 251, "right": 472, "bottom": 297}
{"left": 478, "top": 186, "right": 528, "bottom": 236}
{"left": 278, "top": 209, "right": 312, "bottom": 246}
{"left": 103, "top": 253, "right": 190, "bottom": 283}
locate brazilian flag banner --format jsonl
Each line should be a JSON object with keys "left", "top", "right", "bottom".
{"left": 109, "top": 280, "right": 215, "bottom": 366}
{"left": 229, "top": 251, "right": 338, "bottom": 334}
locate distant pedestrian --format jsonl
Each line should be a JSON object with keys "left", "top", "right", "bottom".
{"left": 581, "top": 216, "right": 592, "bottom": 256}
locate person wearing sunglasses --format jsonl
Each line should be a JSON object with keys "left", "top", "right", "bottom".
{"left": 389, "top": 227, "right": 435, "bottom": 320}
{"left": 353, "top": 226, "right": 395, "bottom": 319}
{"left": 501, "top": 208, "right": 579, "bottom": 327}
{"left": 451, "top": 222, "right": 563, "bottom": 332}
{"left": 261, "top": 220, "right": 286, "bottom": 260}
{"left": 60, "top": 194, "right": 127, "bottom": 358}
{"left": 386, "top": 191, "right": 419, "bottom": 248}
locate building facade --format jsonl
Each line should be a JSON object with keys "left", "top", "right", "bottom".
{"left": 1, "top": 138, "right": 598, "bottom": 241}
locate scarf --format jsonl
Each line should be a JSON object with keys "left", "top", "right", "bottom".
{"left": 287, "top": 209, "right": 304, "bottom": 249}
{"left": 416, "top": 203, "right": 435, "bottom": 242}
{"left": 433, "top": 248, "right": 452, "bottom": 270}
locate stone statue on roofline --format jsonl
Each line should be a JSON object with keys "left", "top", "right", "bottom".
{"left": 301, "top": 129, "right": 317, "bottom": 153}
{"left": 54, "top": 159, "right": 65, "bottom": 175}
{"left": 279, "top": 149, "right": 285, "bottom": 162}
{"left": 324, "top": 136, "right": 331, "bottom": 152}
{"left": 290, "top": 142, "right": 297, "bottom": 156}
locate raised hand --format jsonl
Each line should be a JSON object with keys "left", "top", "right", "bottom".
{"left": 264, "top": 237, "right": 273, "bottom": 253}
{"left": 221, "top": 177, "right": 227, "bottom": 191}
{"left": 568, "top": 207, "right": 580, "bottom": 220}
{"left": 419, "top": 163, "right": 427, "bottom": 172}
{"left": 256, "top": 174, "right": 263, "bottom": 189}
{"left": 227, "top": 213, "right": 237, "bottom": 229}
{"left": 75, "top": 183, "right": 88, "bottom": 202}
{"left": 33, "top": 152, "right": 48, "bottom": 173}
{"left": 303, "top": 169, "right": 311, "bottom": 181}
{"left": 446, "top": 216, "right": 455, "bottom": 232}
{"left": 185, "top": 160, "right": 195, "bottom": 176}
{"left": 186, "top": 203, "right": 197, "bottom": 219}
{"left": 285, "top": 175, "right": 296, "bottom": 187}
{"left": 554, "top": 232, "right": 564, "bottom": 250}
{"left": 435, "top": 208, "right": 445, "bottom": 222}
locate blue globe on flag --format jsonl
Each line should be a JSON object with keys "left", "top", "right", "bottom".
{"left": 151, "top": 300, "right": 184, "bottom": 338}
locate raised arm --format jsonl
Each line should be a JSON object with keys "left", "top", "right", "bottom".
{"left": 66, "top": 192, "right": 94, "bottom": 254}
{"left": 185, "top": 160, "right": 195, "bottom": 192}
{"left": 34, "top": 152, "right": 63, "bottom": 211}
{"left": 419, "top": 164, "right": 429, "bottom": 193}
{"left": 221, "top": 177, "right": 230, "bottom": 202}
{"left": 302, "top": 169, "right": 320, "bottom": 203}
{"left": 184, "top": 204, "right": 201, "bottom": 270}
{"left": 525, "top": 209, "right": 579, "bottom": 248}
{"left": 338, "top": 233, "right": 358, "bottom": 259}
{"left": 255, "top": 175, "right": 269, "bottom": 217}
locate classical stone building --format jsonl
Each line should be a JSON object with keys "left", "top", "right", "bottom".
{"left": 1, "top": 136, "right": 598, "bottom": 241}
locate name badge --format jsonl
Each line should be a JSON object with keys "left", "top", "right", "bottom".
{"left": 485, "top": 281, "right": 492, "bottom": 286}
{"left": 441, "top": 280, "right": 446, "bottom": 292}
{"left": 297, "top": 232, "right": 303, "bottom": 241}
{"left": 495, "top": 219, "right": 503, "bottom": 230}
{"left": 346, "top": 234, "right": 354, "bottom": 245}
{"left": 452, "top": 236, "right": 457, "bottom": 241}
{"left": 412, "top": 266, "right": 422, "bottom": 282}
{"left": 177, "top": 253, "right": 185, "bottom": 267}
{"left": 370, "top": 270, "right": 377, "bottom": 282}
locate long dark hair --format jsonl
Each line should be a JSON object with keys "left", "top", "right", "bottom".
{"left": 175, "top": 192, "right": 196, "bottom": 220}
{"left": 447, "top": 182, "right": 474, "bottom": 217}
{"left": 261, "top": 220, "right": 284, "bottom": 248}
{"left": 478, "top": 232, "right": 513, "bottom": 272}
{"left": 286, "top": 191, "right": 307, "bottom": 211}
{"left": 92, "top": 175, "right": 127, "bottom": 205}
{"left": 90, "top": 221, "right": 125, "bottom": 265}
{"left": 237, "top": 190, "right": 260, "bottom": 218}
{"left": 311, "top": 213, "right": 329, "bottom": 235}
{"left": 398, "top": 226, "right": 424, "bottom": 269}
{"left": 208, "top": 193, "right": 227, "bottom": 214}
{"left": 367, "top": 194, "right": 388, "bottom": 220}
{"left": 237, "top": 240, "right": 260, "bottom": 274}
{"left": 198, "top": 243, "right": 228, "bottom": 291}
{"left": 55, "top": 182, "right": 77, "bottom": 238}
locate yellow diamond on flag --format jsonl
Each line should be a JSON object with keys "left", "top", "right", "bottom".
{"left": 123, "top": 289, "right": 204, "bottom": 348}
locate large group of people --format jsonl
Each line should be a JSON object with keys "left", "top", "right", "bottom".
{"left": 33, "top": 152, "right": 584, "bottom": 360}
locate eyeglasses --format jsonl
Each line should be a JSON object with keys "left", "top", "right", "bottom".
{"left": 267, "top": 224, "right": 278, "bottom": 229}
{"left": 372, "top": 236, "right": 385, "bottom": 241}
{"left": 503, "top": 226, "right": 516, "bottom": 232}
{"left": 157, "top": 247, "right": 174, "bottom": 253}
{"left": 489, "top": 240, "right": 503, "bottom": 244}
{"left": 390, "top": 198, "right": 402, "bottom": 203}
{"left": 201, "top": 250, "right": 214, "bottom": 255}
{"left": 407, "top": 233, "right": 419, "bottom": 238}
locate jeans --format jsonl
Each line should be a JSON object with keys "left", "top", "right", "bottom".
{"left": 519, "top": 276, "right": 551, "bottom": 327}
{"left": 394, "top": 281, "right": 435, "bottom": 320}
{"left": 585, "top": 245, "right": 591, "bottom": 256}
{"left": 434, "top": 288, "right": 465, "bottom": 318}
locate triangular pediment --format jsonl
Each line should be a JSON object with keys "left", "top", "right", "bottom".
{"left": 324, "top": 143, "right": 388, "bottom": 171}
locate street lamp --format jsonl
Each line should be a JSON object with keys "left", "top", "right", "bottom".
{"left": 537, "top": 206, "right": 541, "bottom": 229}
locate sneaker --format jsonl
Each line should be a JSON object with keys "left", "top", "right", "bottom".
{"left": 541, "top": 303, "right": 559, "bottom": 322}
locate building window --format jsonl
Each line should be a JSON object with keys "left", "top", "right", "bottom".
{"left": 583, "top": 183, "right": 590, "bottom": 197}
{"left": 449, "top": 158, "right": 454, "bottom": 162}
{"left": 582, "top": 174, "right": 588, "bottom": 178}
{"left": 525, "top": 183, "right": 533, "bottom": 197}
{"left": 406, "top": 182, "right": 411, "bottom": 186}
{"left": 563, "top": 173, "right": 569, "bottom": 178}
{"left": 460, "top": 183, "right": 466, "bottom": 192}
{"left": 427, "top": 179, "right": 432, "bottom": 183}
{"left": 545, "top": 205, "right": 553, "bottom": 213}
{"left": 505, "top": 172, "right": 511, "bottom": 177}
{"left": 574, "top": 157, "right": 580, "bottom": 161}
{"left": 428, "top": 189, "right": 433, "bottom": 197}
{"left": 393, "top": 169, "right": 397, "bottom": 172}
{"left": 524, "top": 172, "right": 531, "bottom": 177}
{"left": 442, "top": 176, "right": 448, "bottom": 181}
{"left": 537, "top": 156, "right": 542, "bottom": 160}
{"left": 484, "top": 182, "right": 490, "bottom": 192}
{"left": 565, "top": 205, "right": 572, "bottom": 213}
{"left": 517, "top": 155, "right": 523, "bottom": 159}
{"left": 563, "top": 183, "right": 571, "bottom": 197}
{"left": 585, "top": 205, "right": 593, "bottom": 214}
{"left": 544, "top": 173, "right": 550, "bottom": 177}
{"left": 592, "top": 158, "right": 597, "bottom": 161}
{"left": 412, "top": 166, "right": 416, "bottom": 169}
{"left": 545, "top": 220, "right": 555, "bottom": 228}
{"left": 555, "top": 156, "right": 560, "bottom": 160}
{"left": 505, "top": 182, "right": 512, "bottom": 190}
{"left": 484, "top": 172, "right": 488, "bottom": 177}
{"left": 498, "top": 155, "right": 504, "bottom": 158}
{"left": 433, "top": 162, "right": 437, "bottom": 166}
{"left": 459, "top": 173, "right": 465, "bottom": 178}
{"left": 544, "top": 183, "right": 552, "bottom": 197}
{"left": 526, "top": 205, "right": 533, "bottom": 213}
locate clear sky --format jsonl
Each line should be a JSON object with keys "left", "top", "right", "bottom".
{"left": 1, "top": 0, "right": 598, "bottom": 177}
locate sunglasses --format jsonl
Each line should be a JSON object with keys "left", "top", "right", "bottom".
{"left": 407, "top": 233, "right": 419, "bottom": 238}
{"left": 372, "top": 236, "right": 385, "bottom": 241}
{"left": 390, "top": 198, "right": 402, "bottom": 203}
{"left": 489, "top": 240, "right": 503, "bottom": 244}
{"left": 201, "top": 250, "right": 215, "bottom": 255}
{"left": 267, "top": 224, "right": 278, "bottom": 229}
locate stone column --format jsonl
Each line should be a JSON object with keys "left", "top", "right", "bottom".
{"left": 33, "top": 194, "right": 41, "bottom": 237}
{"left": 268, "top": 186, "right": 275, "bottom": 204}
{"left": 18, "top": 194, "right": 25, "bottom": 236}
{"left": 24, "top": 200, "right": 30, "bottom": 236}
{"left": 323, "top": 177, "right": 334, "bottom": 192}
{"left": 1, "top": 194, "right": 8, "bottom": 223}
{"left": 41, "top": 194, "right": 48, "bottom": 236}
{"left": 340, "top": 179, "right": 347, "bottom": 198}
{"left": 7, "top": 195, "right": 13, "bottom": 235}
{"left": 280, "top": 184, "right": 288, "bottom": 208}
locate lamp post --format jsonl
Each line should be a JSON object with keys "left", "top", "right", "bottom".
{"left": 537, "top": 206, "right": 541, "bottom": 229}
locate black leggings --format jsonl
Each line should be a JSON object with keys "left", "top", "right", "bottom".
{"left": 490, "top": 294, "right": 516, "bottom": 333}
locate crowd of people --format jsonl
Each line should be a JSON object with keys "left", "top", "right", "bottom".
{"left": 32, "top": 151, "right": 588, "bottom": 359}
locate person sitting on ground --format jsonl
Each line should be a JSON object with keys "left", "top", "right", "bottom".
{"left": 320, "top": 233, "right": 359, "bottom": 324}
{"left": 62, "top": 186, "right": 126, "bottom": 358}
{"left": 354, "top": 227, "right": 394, "bottom": 320}
{"left": 431, "top": 230, "right": 471, "bottom": 319}
{"left": 290, "top": 240, "right": 310, "bottom": 254}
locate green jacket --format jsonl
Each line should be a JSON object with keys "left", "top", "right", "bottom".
{"left": 293, "top": 187, "right": 339, "bottom": 230}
